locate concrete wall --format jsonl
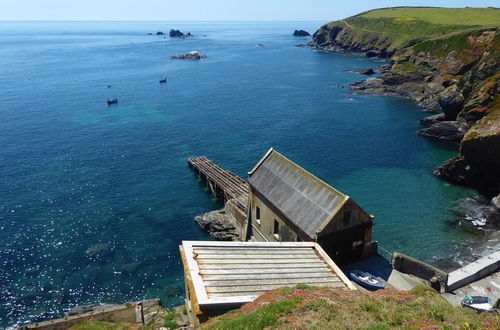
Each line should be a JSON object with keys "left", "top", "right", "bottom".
{"left": 248, "top": 192, "right": 302, "bottom": 242}
{"left": 23, "top": 299, "right": 160, "bottom": 330}
{"left": 447, "top": 251, "right": 500, "bottom": 292}
{"left": 392, "top": 253, "right": 448, "bottom": 292}
{"left": 225, "top": 198, "right": 248, "bottom": 241}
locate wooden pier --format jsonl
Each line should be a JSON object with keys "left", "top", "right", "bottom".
{"left": 188, "top": 156, "right": 248, "bottom": 213}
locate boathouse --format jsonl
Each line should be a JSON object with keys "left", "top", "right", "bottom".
{"left": 179, "top": 240, "right": 356, "bottom": 326}
{"left": 247, "top": 148, "right": 376, "bottom": 265}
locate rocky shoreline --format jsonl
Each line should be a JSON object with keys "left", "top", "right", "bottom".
{"left": 310, "top": 23, "right": 500, "bottom": 206}
{"left": 194, "top": 209, "right": 239, "bottom": 241}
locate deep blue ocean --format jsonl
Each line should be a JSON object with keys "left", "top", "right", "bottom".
{"left": 0, "top": 21, "right": 484, "bottom": 327}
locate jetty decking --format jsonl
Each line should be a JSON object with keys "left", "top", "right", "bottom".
{"left": 188, "top": 156, "right": 248, "bottom": 212}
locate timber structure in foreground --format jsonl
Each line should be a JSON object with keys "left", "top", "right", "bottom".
{"left": 187, "top": 156, "right": 248, "bottom": 213}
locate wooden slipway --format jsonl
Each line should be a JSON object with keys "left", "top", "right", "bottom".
{"left": 179, "top": 241, "right": 356, "bottom": 315}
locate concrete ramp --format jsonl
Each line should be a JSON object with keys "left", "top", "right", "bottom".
{"left": 447, "top": 251, "right": 500, "bottom": 292}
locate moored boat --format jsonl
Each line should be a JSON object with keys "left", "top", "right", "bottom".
{"left": 107, "top": 98, "right": 118, "bottom": 105}
{"left": 349, "top": 269, "right": 384, "bottom": 290}
{"left": 159, "top": 77, "right": 167, "bottom": 83}
{"left": 461, "top": 295, "right": 494, "bottom": 312}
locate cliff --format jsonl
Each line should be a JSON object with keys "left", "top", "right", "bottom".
{"left": 311, "top": 7, "right": 500, "bottom": 198}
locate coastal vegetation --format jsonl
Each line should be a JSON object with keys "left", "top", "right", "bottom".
{"left": 201, "top": 285, "right": 499, "bottom": 329}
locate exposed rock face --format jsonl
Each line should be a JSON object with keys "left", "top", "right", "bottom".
{"left": 169, "top": 29, "right": 193, "bottom": 38}
{"left": 293, "top": 30, "right": 311, "bottom": 37}
{"left": 418, "top": 121, "right": 467, "bottom": 141}
{"left": 312, "top": 23, "right": 500, "bottom": 197}
{"left": 171, "top": 50, "right": 207, "bottom": 60}
{"left": 195, "top": 209, "right": 239, "bottom": 241}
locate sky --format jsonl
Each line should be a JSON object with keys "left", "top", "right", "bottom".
{"left": 0, "top": 0, "right": 498, "bottom": 21}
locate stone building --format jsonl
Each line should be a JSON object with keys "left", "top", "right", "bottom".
{"left": 246, "top": 148, "right": 376, "bottom": 264}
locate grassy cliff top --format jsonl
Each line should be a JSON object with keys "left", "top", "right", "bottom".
{"left": 325, "top": 7, "right": 500, "bottom": 49}
{"left": 201, "top": 285, "right": 499, "bottom": 329}
{"left": 359, "top": 7, "right": 500, "bottom": 26}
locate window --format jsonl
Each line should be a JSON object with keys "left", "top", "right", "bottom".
{"left": 255, "top": 206, "right": 261, "bottom": 225}
{"left": 343, "top": 211, "right": 351, "bottom": 227}
{"left": 273, "top": 219, "right": 280, "bottom": 240}
{"left": 296, "top": 235, "right": 302, "bottom": 242}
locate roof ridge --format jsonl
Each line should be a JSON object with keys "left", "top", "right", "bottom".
{"left": 270, "top": 149, "right": 348, "bottom": 199}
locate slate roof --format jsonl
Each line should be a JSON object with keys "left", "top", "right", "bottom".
{"left": 248, "top": 148, "right": 348, "bottom": 239}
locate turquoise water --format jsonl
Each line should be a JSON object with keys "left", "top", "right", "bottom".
{"left": 0, "top": 21, "right": 477, "bottom": 327}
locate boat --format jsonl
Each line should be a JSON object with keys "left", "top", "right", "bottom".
{"left": 107, "top": 98, "right": 118, "bottom": 105}
{"left": 349, "top": 269, "right": 384, "bottom": 290}
{"left": 159, "top": 77, "right": 167, "bottom": 83}
{"left": 461, "top": 295, "right": 494, "bottom": 312}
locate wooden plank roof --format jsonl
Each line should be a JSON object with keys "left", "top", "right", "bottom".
{"left": 248, "top": 148, "right": 348, "bottom": 239}
{"left": 180, "top": 241, "right": 355, "bottom": 309}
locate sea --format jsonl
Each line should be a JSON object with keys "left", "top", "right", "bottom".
{"left": 0, "top": 21, "right": 493, "bottom": 327}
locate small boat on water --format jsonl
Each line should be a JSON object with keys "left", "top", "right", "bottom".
{"left": 461, "top": 295, "right": 494, "bottom": 312}
{"left": 349, "top": 269, "right": 384, "bottom": 290}
{"left": 107, "top": 98, "right": 118, "bottom": 105}
{"left": 159, "top": 77, "right": 167, "bottom": 83}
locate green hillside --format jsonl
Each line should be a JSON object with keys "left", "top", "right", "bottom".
{"left": 359, "top": 7, "right": 500, "bottom": 26}
{"left": 326, "top": 7, "right": 500, "bottom": 49}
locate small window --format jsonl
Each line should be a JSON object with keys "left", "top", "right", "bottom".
{"left": 343, "top": 211, "right": 351, "bottom": 227}
{"left": 273, "top": 219, "right": 280, "bottom": 240}
{"left": 256, "top": 206, "right": 260, "bottom": 220}
{"left": 296, "top": 235, "right": 302, "bottom": 242}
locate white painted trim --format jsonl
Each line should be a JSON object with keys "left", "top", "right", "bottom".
{"left": 248, "top": 147, "right": 274, "bottom": 176}
{"left": 313, "top": 243, "right": 357, "bottom": 291}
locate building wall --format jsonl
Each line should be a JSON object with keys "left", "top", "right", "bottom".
{"left": 248, "top": 191, "right": 303, "bottom": 243}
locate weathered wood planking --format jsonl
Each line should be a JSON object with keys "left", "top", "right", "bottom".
{"left": 188, "top": 156, "right": 249, "bottom": 212}
{"left": 180, "top": 241, "right": 356, "bottom": 309}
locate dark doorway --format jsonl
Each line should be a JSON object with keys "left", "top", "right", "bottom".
{"left": 318, "top": 223, "right": 370, "bottom": 265}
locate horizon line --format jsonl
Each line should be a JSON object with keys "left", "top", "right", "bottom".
{"left": 0, "top": 19, "right": 330, "bottom": 22}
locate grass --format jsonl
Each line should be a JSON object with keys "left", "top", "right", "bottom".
{"left": 203, "top": 296, "right": 302, "bottom": 330}
{"left": 201, "top": 285, "right": 500, "bottom": 330}
{"left": 325, "top": 7, "right": 500, "bottom": 52}
{"left": 359, "top": 7, "right": 500, "bottom": 26}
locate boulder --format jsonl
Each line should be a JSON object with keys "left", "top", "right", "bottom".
{"left": 195, "top": 209, "right": 238, "bottom": 241}
{"left": 439, "top": 86, "right": 465, "bottom": 120}
{"left": 293, "top": 30, "right": 311, "bottom": 37}
{"left": 493, "top": 194, "right": 500, "bottom": 210}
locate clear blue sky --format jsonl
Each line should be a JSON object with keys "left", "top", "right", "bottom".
{"left": 0, "top": 0, "right": 498, "bottom": 21}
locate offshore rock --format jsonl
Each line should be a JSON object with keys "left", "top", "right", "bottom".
{"left": 195, "top": 209, "right": 239, "bottom": 241}
{"left": 169, "top": 29, "right": 193, "bottom": 38}
{"left": 293, "top": 30, "right": 311, "bottom": 36}
{"left": 171, "top": 50, "right": 207, "bottom": 60}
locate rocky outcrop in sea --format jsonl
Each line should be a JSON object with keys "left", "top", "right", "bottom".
{"left": 194, "top": 209, "right": 239, "bottom": 241}
{"left": 293, "top": 30, "right": 311, "bottom": 37}
{"left": 171, "top": 51, "right": 207, "bottom": 60}
{"left": 169, "top": 29, "right": 193, "bottom": 39}
{"left": 311, "top": 23, "right": 500, "bottom": 200}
